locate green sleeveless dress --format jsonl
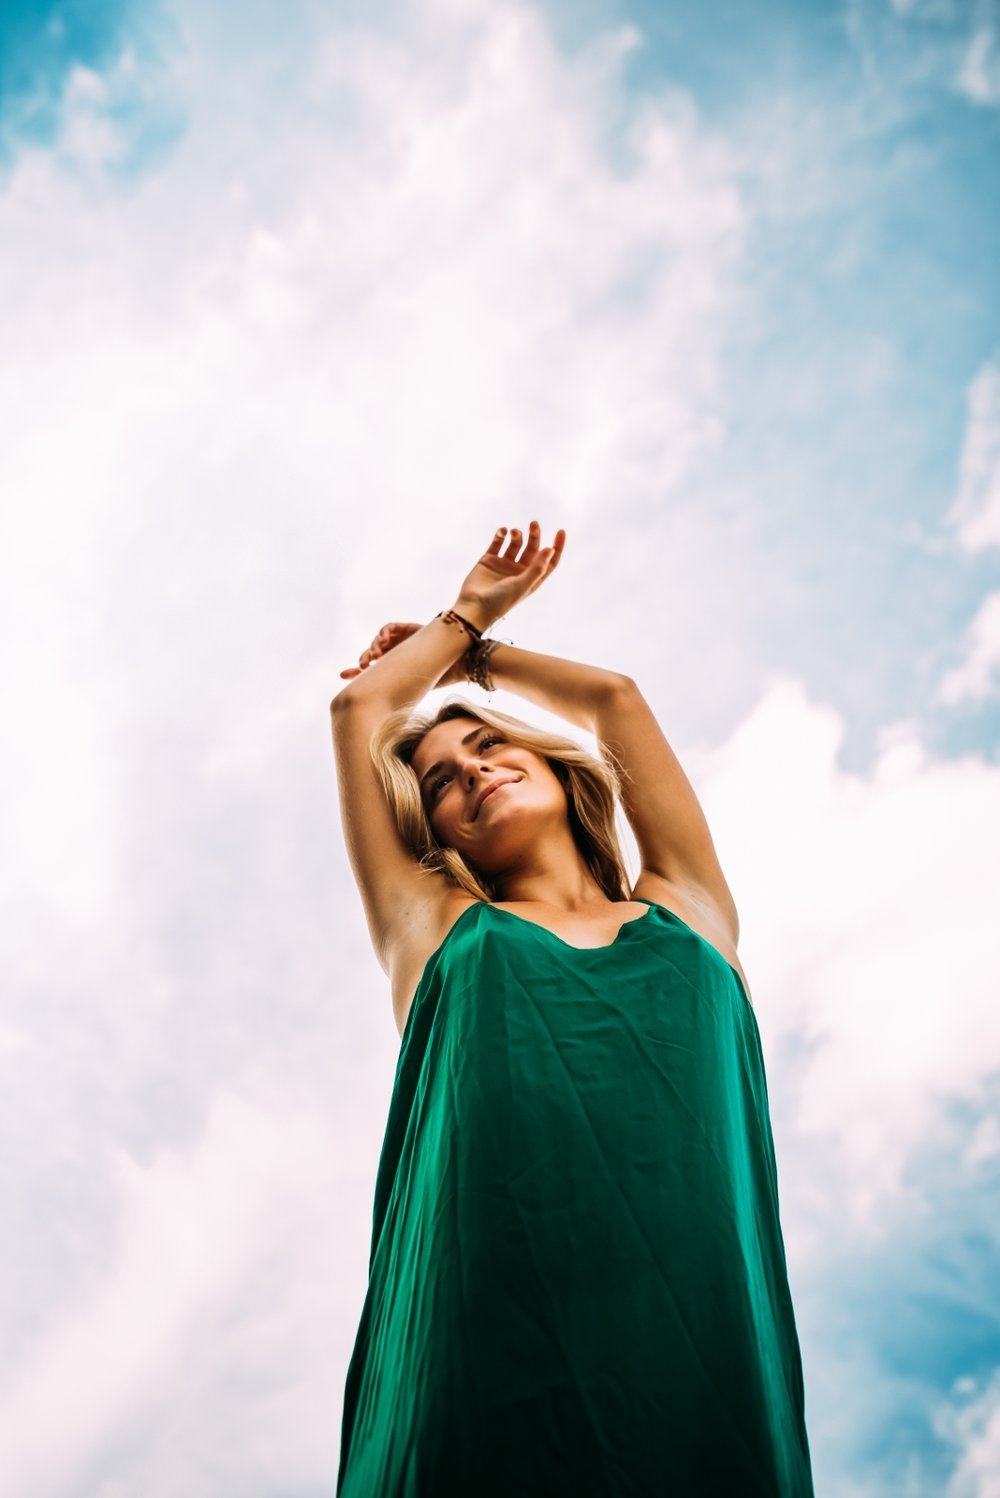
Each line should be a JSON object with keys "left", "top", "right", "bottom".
{"left": 336, "top": 898, "right": 814, "bottom": 1497}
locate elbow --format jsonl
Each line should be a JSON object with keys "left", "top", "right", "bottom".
{"left": 330, "top": 684, "right": 363, "bottom": 714}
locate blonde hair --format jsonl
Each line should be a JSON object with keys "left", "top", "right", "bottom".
{"left": 369, "top": 696, "right": 633, "bottom": 905}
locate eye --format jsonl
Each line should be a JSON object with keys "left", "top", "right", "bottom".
{"left": 431, "top": 734, "right": 503, "bottom": 796}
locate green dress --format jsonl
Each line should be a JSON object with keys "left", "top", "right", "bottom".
{"left": 336, "top": 898, "right": 814, "bottom": 1497}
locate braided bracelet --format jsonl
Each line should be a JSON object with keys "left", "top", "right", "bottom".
{"left": 436, "top": 608, "right": 483, "bottom": 642}
{"left": 434, "top": 608, "right": 508, "bottom": 692}
{"left": 467, "top": 636, "right": 504, "bottom": 692}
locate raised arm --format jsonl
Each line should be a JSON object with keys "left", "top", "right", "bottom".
{"left": 479, "top": 654, "right": 738, "bottom": 943}
{"left": 329, "top": 523, "right": 565, "bottom": 968}
{"left": 591, "top": 680, "right": 739, "bottom": 943}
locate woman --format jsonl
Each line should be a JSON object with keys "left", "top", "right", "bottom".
{"left": 330, "top": 522, "right": 814, "bottom": 1497}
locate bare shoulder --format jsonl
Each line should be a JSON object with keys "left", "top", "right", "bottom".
{"left": 388, "top": 887, "right": 480, "bottom": 1039}
{"left": 631, "top": 869, "right": 753, "bottom": 1006}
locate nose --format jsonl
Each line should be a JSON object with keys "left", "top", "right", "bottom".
{"left": 463, "top": 752, "right": 506, "bottom": 802}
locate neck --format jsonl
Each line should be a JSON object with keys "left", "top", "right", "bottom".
{"left": 490, "top": 849, "right": 609, "bottom": 913}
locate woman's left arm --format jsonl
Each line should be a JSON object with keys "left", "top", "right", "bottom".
{"left": 490, "top": 650, "right": 737, "bottom": 940}
{"left": 486, "top": 642, "right": 627, "bottom": 733}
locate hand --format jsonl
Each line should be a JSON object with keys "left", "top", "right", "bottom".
{"left": 339, "top": 621, "right": 431, "bottom": 681}
{"left": 455, "top": 521, "right": 565, "bottom": 624}
{"left": 339, "top": 522, "right": 565, "bottom": 684}
{"left": 339, "top": 622, "right": 479, "bottom": 687}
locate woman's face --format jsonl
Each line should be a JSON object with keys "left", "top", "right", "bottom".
{"left": 410, "top": 717, "right": 569, "bottom": 865}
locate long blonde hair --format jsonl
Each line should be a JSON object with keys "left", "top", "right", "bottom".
{"left": 369, "top": 696, "right": 633, "bottom": 904}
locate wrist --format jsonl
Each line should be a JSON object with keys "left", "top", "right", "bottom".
{"left": 451, "top": 596, "right": 501, "bottom": 635}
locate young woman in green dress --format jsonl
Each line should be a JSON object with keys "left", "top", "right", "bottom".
{"left": 330, "top": 522, "right": 814, "bottom": 1497}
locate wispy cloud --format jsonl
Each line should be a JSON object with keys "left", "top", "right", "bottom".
{"left": 947, "top": 360, "right": 1000, "bottom": 552}
{"left": 0, "top": 1089, "right": 344, "bottom": 1497}
{"left": 937, "top": 590, "right": 1000, "bottom": 703}
{"left": 934, "top": 1370, "right": 1000, "bottom": 1497}
{"left": 957, "top": 25, "right": 1000, "bottom": 106}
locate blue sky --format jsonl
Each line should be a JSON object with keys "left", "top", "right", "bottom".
{"left": 0, "top": 0, "right": 179, "bottom": 171}
{"left": 0, "top": 1, "right": 998, "bottom": 1495}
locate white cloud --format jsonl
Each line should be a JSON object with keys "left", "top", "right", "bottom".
{"left": 933, "top": 1369, "right": 1000, "bottom": 1498}
{"left": 957, "top": 27, "right": 1000, "bottom": 107}
{"left": 887, "top": 0, "right": 959, "bottom": 18}
{"left": 57, "top": 67, "right": 126, "bottom": 173}
{"left": 937, "top": 590, "right": 1000, "bottom": 704}
{"left": 888, "top": 0, "right": 963, "bottom": 21}
{"left": 946, "top": 360, "right": 1000, "bottom": 551}
{"left": 0, "top": 1085, "right": 353, "bottom": 1498}
{"left": 0, "top": 0, "right": 746, "bottom": 980}
{"left": 691, "top": 677, "right": 1000, "bottom": 1234}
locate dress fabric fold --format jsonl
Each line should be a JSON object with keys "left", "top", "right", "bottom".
{"left": 336, "top": 898, "right": 815, "bottom": 1497}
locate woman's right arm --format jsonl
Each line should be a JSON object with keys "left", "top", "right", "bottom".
{"left": 329, "top": 523, "right": 563, "bottom": 968}
{"left": 329, "top": 693, "right": 444, "bottom": 973}
{"left": 329, "top": 606, "right": 500, "bottom": 967}
{"left": 330, "top": 597, "right": 496, "bottom": 717}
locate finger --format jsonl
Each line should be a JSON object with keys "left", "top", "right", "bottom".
{"left": 532, "top": 528, "right": 564, "bottom": 567}
{"left": 500, "top": 526, "right": 523, "bottom": 561}
{"left": 528, "top": 532, "right": 565, "bottom": 587}
{"left": 519, "top": 519, "right": 541, "bottom": 565}
{"left": 486, "top": 526, "right": 508, "bottom": 556}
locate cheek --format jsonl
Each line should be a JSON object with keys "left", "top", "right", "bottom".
{"left": 428, "top": 799, "right": 454, "bottom": 837}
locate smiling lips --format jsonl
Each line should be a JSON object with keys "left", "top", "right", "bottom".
{"left": 475, "top": 779, "right": 517, "bottom": 817}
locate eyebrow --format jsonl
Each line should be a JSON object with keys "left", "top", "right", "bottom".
{"left": 418, "top": 727, "right": 491, "bottom": 794}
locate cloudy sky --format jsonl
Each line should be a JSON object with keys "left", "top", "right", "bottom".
{"left": 1, "top": 0, "right": 998, "bottom": 1493}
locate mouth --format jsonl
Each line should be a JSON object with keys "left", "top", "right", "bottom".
{"left": 475, "top": 779, "right": 517, "bottom": 818}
